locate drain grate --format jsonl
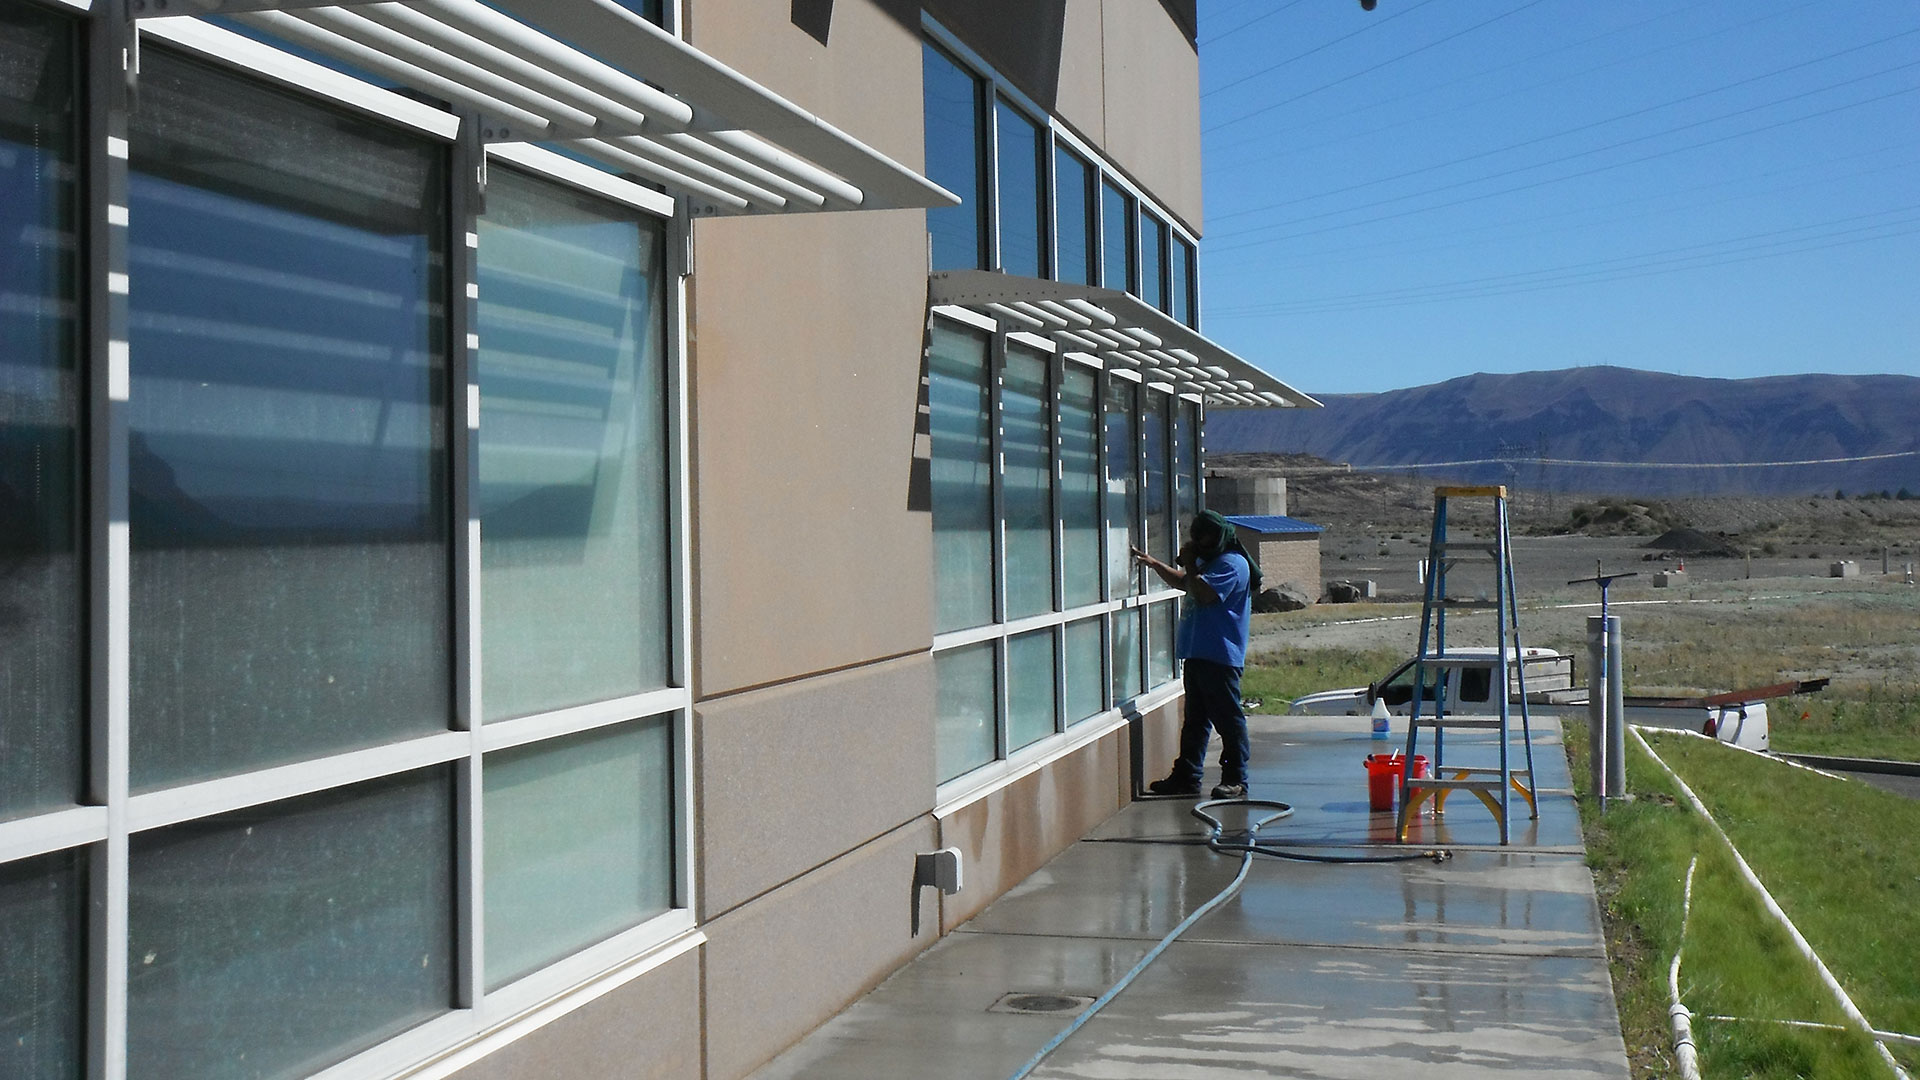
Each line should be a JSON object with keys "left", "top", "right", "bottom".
{"left": 988, "top": 991, "right": 1095, "bottom": 1015}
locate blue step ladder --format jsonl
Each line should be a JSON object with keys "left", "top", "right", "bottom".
{"left": 1396, "top": 486, "right": 1539, "bottom": 845}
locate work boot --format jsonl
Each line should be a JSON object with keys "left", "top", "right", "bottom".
{"left": 1210, "top": 782, "right": 1248, "bottom": 800}
{"left": 1146, "top": 775, "right": 1201, "bottom": 797}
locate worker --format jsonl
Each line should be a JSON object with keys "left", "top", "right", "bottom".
{"left": 1132, "top": 510, "right": 1261, "bottom": 799}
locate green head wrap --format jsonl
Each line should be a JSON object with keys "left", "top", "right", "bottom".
{"left": 1191, "top": 510, "right": 1264, "bottom": 594}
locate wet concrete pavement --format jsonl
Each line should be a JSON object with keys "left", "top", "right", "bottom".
{"left": 755, "top": 714, "right": 1631, "bottom": 1079}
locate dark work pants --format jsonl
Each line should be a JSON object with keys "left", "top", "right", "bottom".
{"left": 1170, "top": 658, "right": 1249, "bottom": 786}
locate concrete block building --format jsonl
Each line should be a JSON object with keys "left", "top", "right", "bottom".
{"left": 1227, "top": 514, "right": 1325, "bottom": 599}
{"left": 0, "top": 1, "right": 1310, "bottom": 1077}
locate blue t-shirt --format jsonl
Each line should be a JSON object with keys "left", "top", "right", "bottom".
{"left": 1175, "top": 551, "right": 1251, "bottom": 668}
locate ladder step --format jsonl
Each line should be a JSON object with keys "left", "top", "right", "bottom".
{"left": 1436, "top": 542, "right": 1499, "bottom": 554}
{"left": 1413, "top": 717, "right": 1503, "bottom": 729}
{"left": 1439, "top": 598, "right": 1500, "bottom": 609}
{"left": 1414, "top": 654, "right": 1509, "bottom": 667}
{"left": 1406, "top": 777, "right": 1506, "bottom": 791}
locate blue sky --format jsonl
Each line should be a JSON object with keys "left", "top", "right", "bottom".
{"left": 1194, "top": 0, "right": 1920, "bottom": 394}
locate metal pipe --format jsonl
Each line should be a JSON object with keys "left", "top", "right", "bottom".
{"left": 1587, "top": 615, "right": 1607, "bottom": 802}
{"left": 1606, "top": 614, "right": 1625, "bottom": 800}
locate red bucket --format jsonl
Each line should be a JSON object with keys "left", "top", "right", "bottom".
{"left": 1363, "top": 753, "right": 1431, "bottom": 811}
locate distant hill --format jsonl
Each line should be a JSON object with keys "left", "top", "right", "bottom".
{"left": 1207, "top": 367, "right": 1920, "bottom": 497}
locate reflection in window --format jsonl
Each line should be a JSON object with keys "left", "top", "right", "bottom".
{"left": 929, "top": 322, "right": 994, "bottom": 632}
{"left": 1054, "top": 147, "right": 1095, "bottom": 286}
{"left": 1002, "top": 345, "right": 1052, "bottom": 619}
{"left": 936, "top": 642, "right": 995, "bottom": 782}
{"left": 127, "top": 769, "right": 453, "bottom": 1078}
{"left": 484, "top": 717, "right": 674, "bottom": 988}
{"left": 1111, "top": 608, "right": 1140, "bottom": 704}
{"left": 479, "top": 167, "right": 670, "bottom": 721}
{"left": 1150, "top": 600, "right": 1176, "bottom": 688}
{"left": 126, "top": 50, "right": 448, "bottom": 790}
{"left": 1140, "top": 211, "right": 1166, "bottom": 312}
{"left": 994, "top": 100, "right": 1045, "bottom": 278}
{"left": 1143, "top": 390, "right": 1171, "bottom": 564}
{"left": 923, "top": 43, "right": 984, "bottom": 271}
{"left": 1007, "top": 629, "right": 1056, "bottom": 751}
{"left": 1065, "top": 617, "right": 1105, "bottom": 724}
{"left": 0, "top": 5, "right": 81, "bottom": 820}
{"left": 1172, "top": 237, "right": 1195, "bottom": 327}
{"left": 1101, "top": 180, "right": 1133, "bottom": 293}
{"left": 1059, "top": 365, "right": 1101, "bottom": 607}
{"left": 1103, "top": 378, "right": 1138, "bottom": 598}
{"left": 1173, "top": 400, "right": 1198, "bottom": 530}
{"left": 0, "top": 849, "right": 84, "bottom": 1080}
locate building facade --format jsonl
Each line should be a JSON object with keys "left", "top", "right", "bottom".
{"left": 0, "top": 1, "right": 1307, "bottom": 1077}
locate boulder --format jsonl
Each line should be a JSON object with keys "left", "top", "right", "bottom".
{"left": 1254, "top": 584, "right": 1311, "bottom": 613}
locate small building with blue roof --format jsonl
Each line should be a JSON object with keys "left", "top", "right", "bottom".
{"left": 1225, "top": 514, "right": 1325, "bottom": 602}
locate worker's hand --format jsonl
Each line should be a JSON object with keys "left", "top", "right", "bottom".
{"left": 1129, "top": 545, "right": 1151, "bottom": 566}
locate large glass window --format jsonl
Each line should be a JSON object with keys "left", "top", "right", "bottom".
{"left": 1111, "top": 608, "right": 1141, "bottom": 704}
{"left": 478, "top": 167, "right": 670, "bottom": 721}
{"left": 126, "top": 50, "right": 448, "bottom": 789}
{"left": 1173, "top": 399, "right": 1198, "bottom": 530}
{"left": 1054, "top": 146, "right": 1095, "bottom": 286}
{"left": 1002, "top": 344, "right": 1052, "bottom": 619}
{"left": 1059, "top": 364, "right": 1101, "bottom": 608}
{"left": 1103, "top": 377, "right": 1139, "bottom": 598}
{"left": 1150, "top": 600, "right": 1176, "bottom": 688}
{"left": 929, "top": 323, "right": 993, "bottom": 631}
{"left": 923, "top": 43, "right": 985, "bottom": 271}
{"left": 0, "top": 849, "right": 84, "bottom": 1080}
{"left": 1140, "top": 210, "right": 1167, "bottom": 312}
{"left": 1143, "top": 390, "right": 1171, "bottom": 565}
{"left": 0, "top": 3, "right": 80, "bottom": 820}
{"left": 484, "top": 717, "right": 674, "bottom": 987}
{"left": 1007, "top": 628, "right": 1057, "bottom": 752}
{"left": 127, "top": 768, "right": 453, "bottom": 1079}
{"left": 1065, "top": 618, "right": 1105, "bottom": 724}
{"left": 994, "top": 99, "right": 1045, "bottom": 278}
{"left": 1101, "top": 180, "right": 1134, "bottom": 294}
{"left": 936, "top": 642, "right": 996, "bottom": 783}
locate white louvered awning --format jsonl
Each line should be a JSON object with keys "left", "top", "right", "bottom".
{"left": 928, "top": 270, "right": 1319, "bottom": 409}
{"left": 131, "top": 0, "right": 958, "bottom": 217}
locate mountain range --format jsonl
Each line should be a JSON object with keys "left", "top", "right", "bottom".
{"left": 1207, "top": 366, "right": 1920, "bottom": 497}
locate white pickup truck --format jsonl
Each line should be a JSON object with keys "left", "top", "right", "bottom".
{"left": 1289, "top": 647, "right": 1826, "bottom": 753}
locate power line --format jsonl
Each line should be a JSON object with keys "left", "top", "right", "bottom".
{"left": 1201, "top": 0, "right": 1439, "bottom": 100}
{"left": 1198, "top": 0, "right": 1310, "bottom": 47}
{"left": 1208, "top": 27, "right": 1920, "bottom": 226}
{"left": 1204, "top": 0, "right": 1550, "bottom": 134}
{"left": 1348, "top": 451, "right": 1920, "bottom": 472}
{"left": 1204, "top": 78, "right": 1920, "bottom": 254}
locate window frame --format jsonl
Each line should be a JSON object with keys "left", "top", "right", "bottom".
{"left": 0, "top": 21, "right": 700, "bottom": 1078}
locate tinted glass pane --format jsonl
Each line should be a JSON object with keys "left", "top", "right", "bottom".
{"left": 1054, "top": 147, "right": 1094, "bottom": 285}
{"left": 1111, "top": 608, "right": 1140, "bottom": 705}
{"left": 923, "top": 43, "right": 984, "bottom": 270}
{"left": 128, "top": 769, "right": 453, "bottom": 1079}
{"left": 994, "top": 99, "right": 1044, "bottom": 278}
{"left": 1002, "top": 345, "right": 1052, "bottom": 618}
{"left": 127, "top": 52, "right": 448, "bottom": 789}
{"left": 479, "top": 168, "right": 670, "bottom": 721}
{"left": 936, "top": 643, "right": 995, "bottom": 782}
{"left": 1103, "top": 378, "right": 1138, "bottom": 598}
{"left": 1140, "top": 211, "right": 1166, "bottom": 311}
{"left": 1172, "top": 238, "right": 1195, "bottom": 327}
{"left": 1143, "top": 390, "right": 1171, "bottom": 564}
{"left": 1059, "top": 365, "right": 1101, "bottom": 607}
{"left": 1065, "top": 618, "right": 1105, "bottom": 723}
{"left": 0, "top": 849, "right": 84, "bottom": 1080}
{"left": 1150, "top": 599, "right": 1176, "bottom": 688}
{"left": 0, "top": 6, "right": 81, "bottom": 819}
{"left": 485, "top": 716, "right": 675, "bottom": 987}
{"left": 930, "top": 322, "right": 993, "bottom": 632}
{"left": 1173, "top": 399, "right": 1197, "bottom": 531}
{"left": 1101, "top": 181, "right": 1132, "bottom": 293}
{"left": 1007, "top": 629, "right": 1056, "bottom": 752}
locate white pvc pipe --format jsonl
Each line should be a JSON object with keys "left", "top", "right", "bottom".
{"left": 1632, "top": 727, "right": 1912, "bottom": 1080}
{"left": 1668, "top": 857, "right": 1702, "bottom": 1080}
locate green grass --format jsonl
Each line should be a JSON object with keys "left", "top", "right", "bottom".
{"left": 1239, "top": 646, "right": 1401, "bottom": 713}
{"left": 1567, "top": 724, "right": 1920, "bottom": 1078}
{"left": 1774, "top": 691, "right": 1920, "bottom": 759}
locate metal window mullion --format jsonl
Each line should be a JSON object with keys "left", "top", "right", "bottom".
{"left": 982, "top": 85, "right": 1000, "bottom": 272}
{"left": 85, "top": 10, "right": 131, "bottom": 1079}
{"left": 667, "top": 203, "right": 695, "bottom": 917}
{"left": 448, "top": 115, "right": 484, "bottom": 1012}
{"left": 987, "top": 332, "right": 1008, "bottom": 760}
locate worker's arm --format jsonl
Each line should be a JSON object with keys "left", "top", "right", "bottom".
{"left": 1130, "top": 546, "right": 1221, "bottom": 605}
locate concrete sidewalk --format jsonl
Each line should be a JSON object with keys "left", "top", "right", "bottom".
{"left": 755, "top": 714, "right": 1631, "bottom": 1079}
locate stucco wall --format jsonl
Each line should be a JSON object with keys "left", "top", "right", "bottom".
{"left": 1257, "top": 535, "right": 1322, "bottom": 596}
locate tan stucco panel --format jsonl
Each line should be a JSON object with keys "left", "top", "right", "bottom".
{"left": 696, "top": 653, "right": 936, "bottom": 919}
{"left": 1054, "top": 0, "right": 1109, "bottom": 148}
{"left": 447, "top": 950, "right": 701, "bottom": 1080}
{"left": 1098, "top": 0, "right": 1203, "bottom": 230}
{"left": 702, "top": 819, "right": 941, "bottom": 1079}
